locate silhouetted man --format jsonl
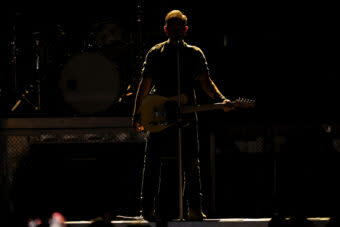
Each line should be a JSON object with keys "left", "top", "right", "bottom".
{"left": 133, "top": 10, "right": 232, "bottom": 221}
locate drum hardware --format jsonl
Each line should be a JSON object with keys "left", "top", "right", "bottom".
{"left": 81, "top": 32, "right": 97, "bottom": 52}
{"left": 9, "top": 15, "right": 18, "bottom": 92}
{"left": 57, "top": 19, "right": 135, "bottom": 114}
{"left": 11, "top": 33, "right": 43, "bottom": 112}
{"left": 91, "top": 20, "right": 125, "bottom": 48}
{"left": 7, "top": 16, "right": 136, "bottom": 115}
{"left": 117, "top": 84, "right": 134, "bottom": 103}
{"left": 10, "top": 84, "right": 39, "bottom": 112}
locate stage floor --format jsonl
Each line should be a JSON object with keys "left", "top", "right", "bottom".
{"left": 65, "top": 217, "right": 330, "bottom": 227}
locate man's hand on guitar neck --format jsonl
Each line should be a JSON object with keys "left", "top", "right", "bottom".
{"left": 222, "top": 99, "right": 235, "bottom": 112}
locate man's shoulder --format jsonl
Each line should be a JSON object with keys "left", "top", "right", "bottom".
{"left": 184, "top": 42, "right": 204, "bottom": 55}
{"left": 148, "top": 41, "right": 168, "bottom": 52}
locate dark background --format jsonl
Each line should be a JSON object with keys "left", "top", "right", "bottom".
{"left": 1, "top": 1, "right": 340, "bottom": 223}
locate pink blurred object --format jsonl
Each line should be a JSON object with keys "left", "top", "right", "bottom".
{"left": 28, "top": 218, "right": 42, "bottom": 227}
{"left": 49, "top": 212, "right": 66, "bottom": 227}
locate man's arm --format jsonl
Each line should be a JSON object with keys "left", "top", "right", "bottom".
{"left": 198, "top": 72, "right": 226, "bottom": 101}
{"left": 132, "top": 75, "right": 153, "bottom": 128}
{"left": 198, "top": 72, "right": 233, "bottom": 112}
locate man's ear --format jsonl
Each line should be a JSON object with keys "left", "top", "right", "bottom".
{"left": 164, "top": 26, "right": 168, "bottom": 35}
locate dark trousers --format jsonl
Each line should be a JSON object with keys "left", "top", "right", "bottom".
{"left": 140, "top": 123, "right": 203, "bottom": 217}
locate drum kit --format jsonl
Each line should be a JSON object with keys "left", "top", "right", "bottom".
{"left": 5, "top": 12, "right": 142, "bottom": 116}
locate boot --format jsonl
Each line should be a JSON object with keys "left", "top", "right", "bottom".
{"left": 141, "top": 202, "right": 161, "bottom": 222}
{"left": 187, "top": 207, "right": 207, "bottom": 221}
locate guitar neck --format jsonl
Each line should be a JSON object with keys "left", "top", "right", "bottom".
{"left": 182, "top": 103, "right": 227, "bottom": 114}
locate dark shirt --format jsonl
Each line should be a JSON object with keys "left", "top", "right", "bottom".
{"left": 142, "top": 40, "right": 209, "bottom": 105}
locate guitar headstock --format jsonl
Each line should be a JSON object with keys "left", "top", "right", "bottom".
{"left": 233, "top": 97, "right": 256, "bottom": 108}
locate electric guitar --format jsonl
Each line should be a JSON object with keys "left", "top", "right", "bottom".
{"left": 140, "top": 94, "right": 255, "bottom": 133}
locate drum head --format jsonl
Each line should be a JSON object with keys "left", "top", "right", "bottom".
{"left": 94, "top": 23, "right": 124, "bottom": 47}
{"left": 60, "top": 52, "right": 120, "bottom": 114}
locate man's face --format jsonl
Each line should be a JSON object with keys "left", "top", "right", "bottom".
{"left": 164, "top": 21, "right": 188, "bottom": 41}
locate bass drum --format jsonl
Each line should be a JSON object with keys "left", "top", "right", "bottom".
{"left": 59, "top": 52, "right": 121, "bottom": 114}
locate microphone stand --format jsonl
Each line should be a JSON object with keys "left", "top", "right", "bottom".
{"left": 176, "top": 40, "right": 184, "bottom": 221}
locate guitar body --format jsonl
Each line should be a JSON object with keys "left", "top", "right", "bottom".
{"left": 140, "top": 95, "right": 188, "bottom": 133}
{"left": 140, "top": 95, "right": 172, "bottom": 133}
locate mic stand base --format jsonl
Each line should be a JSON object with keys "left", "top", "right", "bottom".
{"left": 10, "top": 86, "right": 40, "bottom": 113}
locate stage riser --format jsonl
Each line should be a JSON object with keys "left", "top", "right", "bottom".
{"left": 168, "top": 222, "right": 327, "bottom": 227}
{"left": 64, "top": 220, "right": 328, "bottom": 227}
{"left": 66, "top": 222, "right": 155, "bottom": 227}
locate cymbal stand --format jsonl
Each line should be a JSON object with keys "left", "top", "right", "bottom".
{"left": 136, "top": 0, "right": 144, "bottom": 50}
{"left": 134, "top": 0, "right": 145, "bottom": 75}
{"left": 10, "top": 84, "right": 38, "bottom": 112}
{"left": 11, "top": 35, "right": 42, "bottom": 112}
{"left": 34, "top": 36, "right": 41, "bottom": 111}
{"left": 9, "top": 17, "right": 17, "bottom": 92}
